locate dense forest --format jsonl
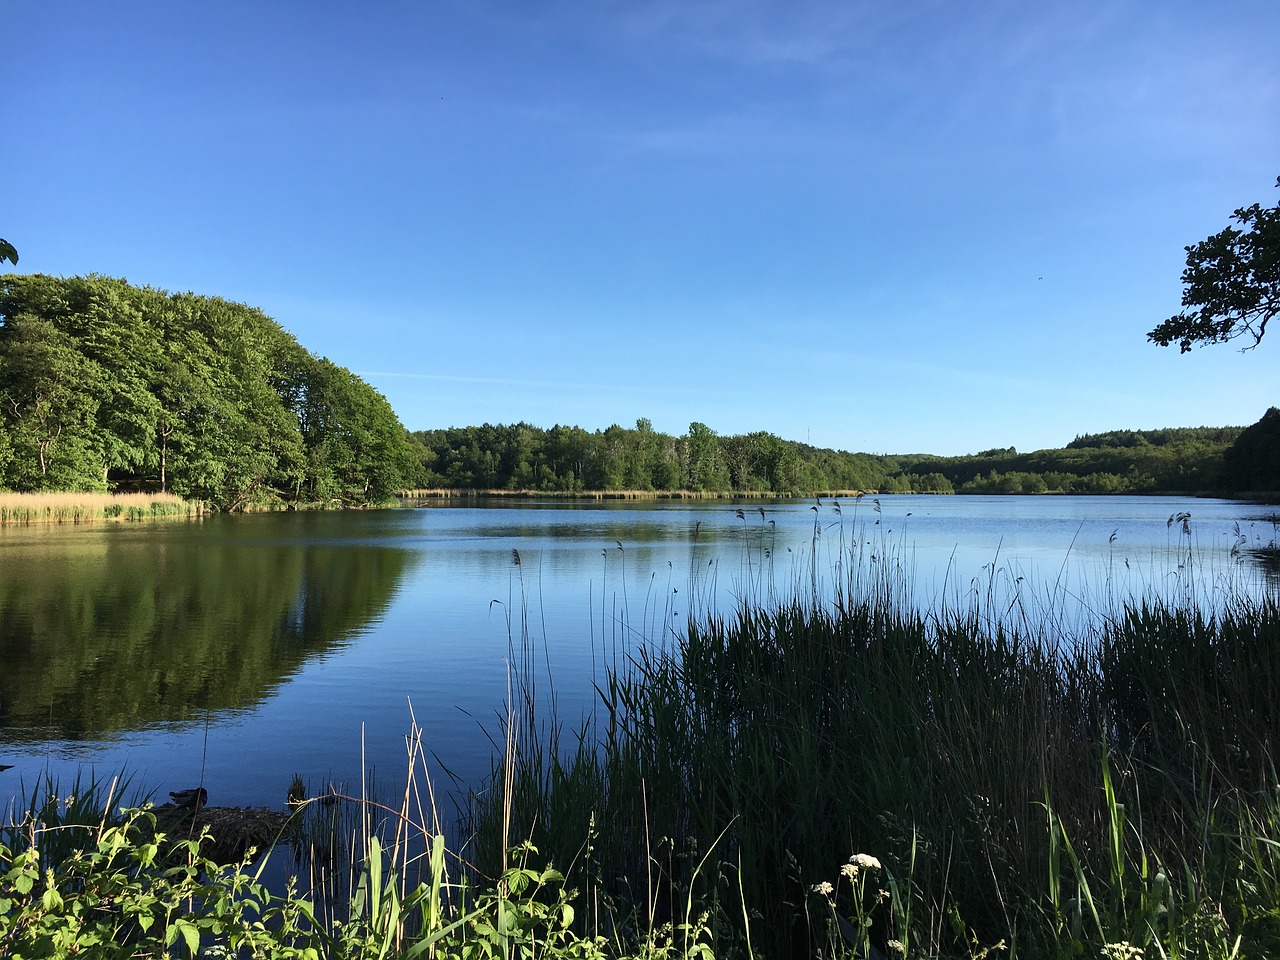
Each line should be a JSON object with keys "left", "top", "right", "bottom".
{"left": 0, "top": 274, "right": 418, "bottom": 509}
{"left": 1, "top": 274, "right": 1273, "bottom": 508}
{"left": 408, "top": 418, "right": 1274, "bottom": 496}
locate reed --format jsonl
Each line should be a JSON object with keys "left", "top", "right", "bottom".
{"left": 464, "top": 530, "right": 1280, "bottom": 958}
{"left": 6, "top": 525, "right": 1279, "bottom": 957}
{"left": 0, "top": 491, "right": 205, "bottom": 525}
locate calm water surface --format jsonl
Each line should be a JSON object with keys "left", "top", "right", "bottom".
{"left": 2, "top": 495, "right": 1276, "bottom": 817}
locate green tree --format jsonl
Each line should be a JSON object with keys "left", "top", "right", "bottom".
{"left": 1150, "top": 177, "right": 1279, "bottom": 351}
{"left": 0, "top": 239, "right": 16, "bottom": 265}
{"left": 1222, "top": 407, "right": 1280, "bottom": 494}
{"left": 0, "top": 315, "right": 109, "bottom": 489}
{"left": 682, "top": 421, "right": 729, "bottom": 492}
{"left": 0, "top": 274, "right": 415, "bottom": 507}
{"left": 77, "top": 279, "right": 163, "bottom": 484}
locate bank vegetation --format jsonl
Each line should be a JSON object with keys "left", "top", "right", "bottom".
{"left": 3, "top": 275, "right": 1275, "bottom": 513}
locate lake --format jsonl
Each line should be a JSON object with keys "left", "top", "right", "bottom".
{"left": 2, "top": 495, "right": 1277, "bottom": 821}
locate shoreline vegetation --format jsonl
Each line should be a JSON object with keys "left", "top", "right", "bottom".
{"left": 0, "top": 491, "right": 206, "bottom": 525}
{"left": 0, "top": 491, "right": 406, "bottom": 525}
{"left": 398, "top": 486, "right": 1280, "bottom": 502}
{"left": 3, "top": 277, "right": 1279, "bottom": 512}
{"left": 5, "top": 536, "right": 1280, "bottom": 957}
{"left": 6, "top": 486, "right": 1273, "bottom": 528}
{"left": 397, "top": 487, "right": 875, "bottom": 501}
{"left": 405, "top": 418, "right": 1278, "bottom": 500}
{"left": 4, "top": 486, "right": 1275, "bottom": 527}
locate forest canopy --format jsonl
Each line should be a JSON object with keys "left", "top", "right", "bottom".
{"left": 408, "top": 420, "right": 1253, "bottom": 497}
{"left": 0, "top": 274, "right": 417, "bottom": 510}
{"left": 0, "top": 274, "right": 1267, "bottom": 507}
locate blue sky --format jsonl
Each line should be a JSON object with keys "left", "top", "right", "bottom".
{"left": 5, "top": 1, "right": 1278, "bottom": 456}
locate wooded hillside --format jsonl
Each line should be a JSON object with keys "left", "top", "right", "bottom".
{"left": 0, "top": 274, "right": 417, "bottom": 510}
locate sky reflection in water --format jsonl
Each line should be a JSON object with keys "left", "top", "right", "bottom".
{"left": 1, "top": 496, "right": 1275, "bottom": 817}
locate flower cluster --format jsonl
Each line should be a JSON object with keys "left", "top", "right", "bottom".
{"left": 1102, "top": 942, "right": 1145, "bottom": 959}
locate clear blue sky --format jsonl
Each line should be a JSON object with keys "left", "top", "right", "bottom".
{"left": 6, "top": 1, "right": 1278, "bottom": 456}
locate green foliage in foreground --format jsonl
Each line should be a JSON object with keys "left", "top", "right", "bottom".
{"left": 0, "top": 274, "right": 417, "bottom": 510}
{"left": 0, "top": 772, "right": 714, "bottom": 960}
{"left": 0, "top": 805, "right": 644, "bottom": 959}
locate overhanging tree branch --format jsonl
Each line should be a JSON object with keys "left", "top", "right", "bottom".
{"left": 1149, "top": 177, "right": 1280, "bottom": 352}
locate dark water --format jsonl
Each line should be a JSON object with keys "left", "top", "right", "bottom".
{"left": 1, "top": 495, "right": 1276, "bottom": 818}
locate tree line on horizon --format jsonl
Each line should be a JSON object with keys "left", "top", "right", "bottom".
{"left": 409, "top": 416, "right": 1276, "bottom": 497}
{"left": 1, "top": 275, "right": 1275, "bottom": 510}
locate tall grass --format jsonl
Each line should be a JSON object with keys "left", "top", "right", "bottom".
{"left": 464, "top": 527, "right": 1280, "bottom": 958}
{"left": 0, "top": 491, "right": 205, "bottom": 524}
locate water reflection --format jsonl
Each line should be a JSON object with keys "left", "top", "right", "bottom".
{"left": 0, "top": 497, "right": 1274, "bottom": 813}
{"left": 0, "top": 515, "right": 414, "bottom": 741}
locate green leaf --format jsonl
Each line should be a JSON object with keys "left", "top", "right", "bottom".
{"left": 175, "top": 917, "right": 201, "bottom": 955}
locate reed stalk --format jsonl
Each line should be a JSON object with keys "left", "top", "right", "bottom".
{"left": 463, "top": 527, "right": 1280, "bottom": 958}
{"left": 0, "top": 491, "right": 205, "bottom": 524}
{"left": 4, "top": 524, "right": 1279, "bottom": 957}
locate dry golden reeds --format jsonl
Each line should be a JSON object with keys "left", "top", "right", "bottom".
{"left": 0, "top": 491, "right": 205, "bottom": 525}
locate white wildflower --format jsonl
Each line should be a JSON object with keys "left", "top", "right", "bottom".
{"left": 811, "top": 881, "right": 834, "bottom": 896}
{"left": 1102, "top": 942, "right": 1144, "bottom": 959}
{"left": 840, "top": 863, "right": 858, "bottom": 880}
{"left": 849, "top": 853, "right": 882, "bottom": 870}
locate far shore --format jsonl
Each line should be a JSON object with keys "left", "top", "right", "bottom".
{"left": 397, "top": 487, "right": 874, "bottom": 502}
{"left": 3, "top": 487, "right": 1274, "bottom": 526}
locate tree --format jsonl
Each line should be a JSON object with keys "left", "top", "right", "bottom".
{"left": 0, "top": 274, "right": 415, "bottom": 507}
{"left": 1221, "top": 407, "right": 1280, "bottom": 494}
{"left": 0, "top": 315, "right": 109, "bottom": 489}
{"left": 1149, "top": 177, "right": 1279, "bottom": 352}
{"left": 682, "top": 421, "right": 729, "bottom": 492}
{"left": 0, "top": 239, "right": 16, "bottom": 265}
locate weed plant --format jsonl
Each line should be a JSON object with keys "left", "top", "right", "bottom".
{"left": 0, "top": 720, "right": 716, "bottom": 959}
{"left": 465, "top": 518, "right": 1280, "bottom": 958}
